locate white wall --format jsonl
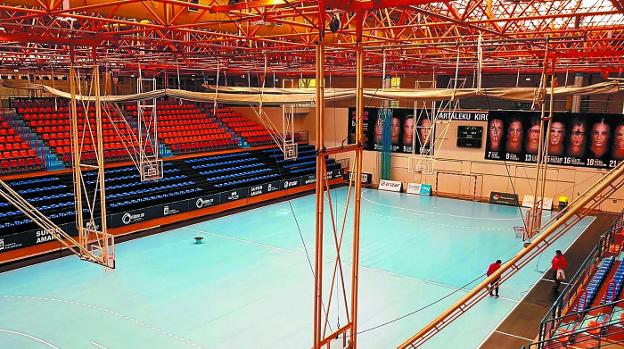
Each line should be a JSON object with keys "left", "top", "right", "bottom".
{"left": 234, "top": 106, "right": 624, "bottom": 213}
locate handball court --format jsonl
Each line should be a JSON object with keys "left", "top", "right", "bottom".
{"left": 0, "top": 187, "right": 606, "bottom": 349}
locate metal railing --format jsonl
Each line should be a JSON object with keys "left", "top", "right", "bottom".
{"left": 537, "top": 210, "right": 624, "bottom": 346}
{"left": 527, "top": 299, "right": 624, "bottom": 349}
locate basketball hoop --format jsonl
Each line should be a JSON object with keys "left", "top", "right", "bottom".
{"left": 409, "top": 157, "right": 435, "bottom": 175}
{"left": 140, "top": 158, "right": 163, "bottom": 181}
{"left": 514, "top": 226, "right": 526, "bottom": 239}
{"left": 284, "top": 142, "right": 298, "bottom": 161}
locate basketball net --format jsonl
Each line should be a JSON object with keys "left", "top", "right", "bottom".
{"left": 525, "top": 207, "right": 542, "bottom": 240}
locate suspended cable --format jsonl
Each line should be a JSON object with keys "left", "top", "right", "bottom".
{"left": 176, "top": 57, "right": 181, "bottom": 91}
{"left": 356, "top": 271, "right": 486, "bottom": 335}
{"left": 482, "top": 85, "right": 529, "bottom": 234}
{"left": 356, "top": 234, "right": 532, "bottom": 336}
{"left": 213, "top": 59, "right": 220, "bottom": 116}
{"left": 252, "top": 53, "right": 335, "bottom": 331}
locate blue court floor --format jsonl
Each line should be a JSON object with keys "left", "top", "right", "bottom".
{"left": 0, "top": 188, "right": 593, "bottom": 349}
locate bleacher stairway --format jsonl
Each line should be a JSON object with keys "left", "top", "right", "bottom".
{"left": 2, "top": 109, "right": 64, "bottom": 170}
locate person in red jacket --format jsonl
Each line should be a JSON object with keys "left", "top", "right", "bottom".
{"left": 487, "top": 260, "right": 502, "bottom": 297}
{"left": 551, "top": 250, "right": 568, "bottom": 292}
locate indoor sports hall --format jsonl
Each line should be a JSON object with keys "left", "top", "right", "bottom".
{"left": 0, "top": 1, "right": 623, "bottom": 349}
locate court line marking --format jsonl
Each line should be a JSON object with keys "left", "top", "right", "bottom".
{"left": 0, "top": 187, "right": 580, "bottom": 345}
{"left": 185, "top": 186, "right": 348, "bottom": 230}
{"left": 0, "top": 187, "right": 349, "bottom": 276}
{"left": 0, "top": 295, "right": 206, "bottom": 349}
{"left": 494, "top": 330, "right": 534, "bottom": 341}
{"left": 361, "top": 189, "right": 528, "bottom": 221}
{"left": 542, "top": 279, "right": 570, "bottom": 285}
{"left": 181, "top": 226, "right": 522, "bottom": 305}
{"left": 90, "top": 341, "right": 108, "bottom": 349}
{"left": 0, "top": 328, "right": 61, "bottom": 348}
{"left": 476, "top": 216, "right": 594, "bottom": 348}
{"left": 333, "top": 200, "right": 510, "bottom": 232}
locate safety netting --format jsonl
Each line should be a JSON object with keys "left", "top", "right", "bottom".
{"left": 3, "top": 80, "right": 621, "bottom": 104}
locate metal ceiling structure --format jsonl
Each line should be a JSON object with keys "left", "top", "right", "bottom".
{"left": 1, "top": 1, "right": 624, "bottom": 349}
{"left": 0, "top": 0, "right": 623, "bottom": 76}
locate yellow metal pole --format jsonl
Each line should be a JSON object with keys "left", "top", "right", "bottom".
{"left": 69, "top": 66, "right": 85, "bottom": 246}
{"left": 93, "top": 65, "right": 110, "bottom": 263}
{"left": 313, "top": 39, "right": 326, "bottom": 349}
{"left": 537, "top": 65, "right": 557, "bottom": 228}
{"left": 350, "top": 10, "right": 365, "bottom": 349}
{"left": 350, "top": 44, "right": 364, "bottom": 349}
{"left": 530, "top": 45, "right": 550, "bottom": 238}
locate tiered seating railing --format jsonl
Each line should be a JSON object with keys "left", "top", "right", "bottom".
{"left": 0, "top": 119, "right": 43, "bottom": 173}
{"left": 528, "top": 299, "right": 624, "bottom": 349}
{"left": 534, "top": 210, "right": 624, "bottom": 348}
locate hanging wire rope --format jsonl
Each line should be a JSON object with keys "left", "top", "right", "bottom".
{"left": 213, "top": 59, "right": 220, "bottom": 117}
{"left": 251, "top": 53, "right": 341, "bottom": 333}
{"left": 356, "top": 238, "right": 529, "bottom": 336}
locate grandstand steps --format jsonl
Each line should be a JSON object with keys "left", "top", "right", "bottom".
{"left": 159, "top": 143, "right": 174, "bottom": 158}
{"left": 1, "top": 109, "right": 64, "bottom": 171}
{"left": 205, "top": 109, "right": 245, "bottom": 148}
{"left": 120, "top": 105, "right": 173, "bottom": 158}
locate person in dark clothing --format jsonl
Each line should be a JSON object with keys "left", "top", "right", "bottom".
{"left": 487, "top": 260, "right": 502, "bottom": 297}
{"left": 551, "top": 250, "right": 568, "bottom": 292}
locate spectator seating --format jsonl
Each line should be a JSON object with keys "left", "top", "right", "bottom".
{"left": 0, "top": 145, "right": 338, "bottom": 238}
{"left": 185, "top": 152, "right": 281, "bottom": 189}
{"left": 11, "top": 99, "right": 280, "bottom": 167}
{"left": 574, "top": 257, "right": 615, "bottom": 312}
{"left": 261, "top": 144, "right": 341, "bottom": 177}
{"left": 128, "top": 101, "right": 237, "bottom": 154}
{"left": 603, "top": 261, "right": 624, "bottom": 304}
{"left": 0, "top": 119, "right": 43, "bottom": 173}
{"left": 0, "top": 176, "right": 73, "bottom": 233}
{"left": 215, "top": 106, "right": 274, "bottom": 146}
{"left": 16, "top": 101, "right": 136, "bottom": 164}
{"left": 0, "top": 162, "right": 203, "bottom": 234}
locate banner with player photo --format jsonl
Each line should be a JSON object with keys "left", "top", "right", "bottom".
{"left": 485, "top": 111, "right": 624, "bottom": 169}
{"left": 348, "top": 107, "right": 434, "bottom": 154}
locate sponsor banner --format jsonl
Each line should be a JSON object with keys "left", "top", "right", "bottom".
{"left": 162, "top": 200, "right": 188, "bottom": 217}
{"left": 0, "top": 222, "right": 77, "bottom": 253}
{"left": 110, "top": 206, "right": 161, "bottom": 227}
{"left": 348, "top": 107, "right": 434, "bottom": 155}
{"left": 489, "top": 191, "right": 519, "bottom": 206}
{"left": 521, "top": 195, "right": 554, "bottom": 210}
{"left": 248, "top": 179, "right": 296, "bottom": 197}
{"left": 348, "top": 172, "right": 373, "bottom": 184}
{"left": 420, "top": 184, "right": 432, "bottom": 196}
{"left": 266, "top": 181, "right": 281, "bottom": 193}
{"left": 220, "top": 188, "right": 250, "bottom": 203}
{"left": 378, "top": 179, "right": 402, "bottom": 192}
{"left": 437, "top": 110, "right": 489, "bottom": 121}
{"left": 281, "top": 177, "right": 301, "bottom": 190}
{"left": 485, "top": 110, "right": 624, "bottom": 169}
{"left": 191, "top": 193, "right": 221, "bottom": 210}
{"left": 406, "top": 183, "right": 421, "bottom": 194}
{"left": 407, "top": 183, "right": 433, "bottom": 196}
{"left": 249, "top": 183, "right": 267, "bottom": 197}
{"left": 301, "top": 174, "right": 316, "bottom": 185}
